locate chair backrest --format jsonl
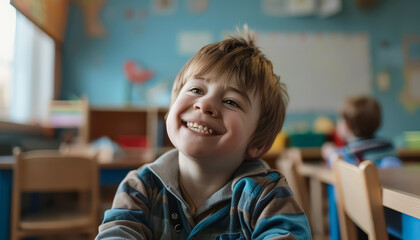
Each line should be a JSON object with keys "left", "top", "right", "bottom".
{"left": 333, "top": 156, "right": 388, "bottom": 240}
{"left": 276, "top": 148, "right": 310, "bottom": 215}
{"left": 11, "top": 147, "right": 99, "bottom": 238}
{"left": 13, "top": 148, "right": 98, "bottom": 192}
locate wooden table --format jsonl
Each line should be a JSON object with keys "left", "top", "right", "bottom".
{"left": 379, "top": 166, "right": 420, "bottom": 220}
{"left": 262, "top": 147, "right": 420, "bottom": 168}
{"left": 299, "top": 163, "right": 420, "bottom": 239}
{"left": 0, "top": 154, "right": 152, "bottom": 168}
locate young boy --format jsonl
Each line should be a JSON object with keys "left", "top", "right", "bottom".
{"left": 322, "top": 95, "right": 401, "bottom": 168}
{"left": 321, "top": 95, "right": 401, "bottom": 240}
{"left": 95, "top": 29, "right": 311, "bottom": 240}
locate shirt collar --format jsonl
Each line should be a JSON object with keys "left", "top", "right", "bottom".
{"left": 147, "top": 148, "right": 271, "bottom": 215}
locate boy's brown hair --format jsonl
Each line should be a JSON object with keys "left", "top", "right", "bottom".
{"left": 340, "top": 95, "right": 381, "bottom": 138}
{"left": 170, "top": 29, "right": 289, "bottom": 157}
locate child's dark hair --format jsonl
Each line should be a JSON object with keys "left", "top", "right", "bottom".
{"left": 340, "top": 95, "right": 381, "bottom": 138}
{"left": 170, "top": 27, "right": 288, "bottom": 156}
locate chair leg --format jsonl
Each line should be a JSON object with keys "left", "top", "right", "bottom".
{"left": 10, "top": 229, "right": 18, "bottom": 240}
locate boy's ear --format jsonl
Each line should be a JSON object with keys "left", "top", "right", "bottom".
{"left": 247, "top": 145, "right": 271, "bottom": 159}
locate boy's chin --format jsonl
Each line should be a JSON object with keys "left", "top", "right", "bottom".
{"left": 179, "top": 148, "right": 243, "bottom": 162}
{"left": 179, "top": 148, "right": 214, "bottom": 160}
{"left": 179, "top": 149, "right": 247, "bottom": 165}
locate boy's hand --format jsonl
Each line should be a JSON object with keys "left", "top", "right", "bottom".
{"left": 321, "top": 142, "right": 337, "bottom": 161}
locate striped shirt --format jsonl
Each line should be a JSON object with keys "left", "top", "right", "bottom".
{"left": 337, "top": 138, "right": 401, "bottom": 168}
{"left": 96, "top": 149, "right": 311, "bottom": 240}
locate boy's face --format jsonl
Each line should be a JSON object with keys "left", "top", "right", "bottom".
{"left": 337, "top": 118, "right": 354, "bottom": 143}
{"left": 166, "top": 72, "right": 261, "bottom": 165}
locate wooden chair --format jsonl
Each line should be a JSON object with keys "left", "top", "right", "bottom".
{"left": 332, "top": 156, "right": 388, "bottom": 240}
{"left": 276, "top": 148, "right": 310, "bottom": 215}
{"left": 276, "top": 148, "right": 330, "bottom": 240}
{"left": 11, "top": 147, "right": 99, "bottom": 240}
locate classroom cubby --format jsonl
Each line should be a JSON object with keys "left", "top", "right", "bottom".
{"left": 88, "top": 107, "right": 173, "bottom": 158}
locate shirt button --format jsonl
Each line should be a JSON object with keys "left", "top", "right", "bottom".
{"left": 174, "top": 223, "right": 182, "bottom": 232}
{"left": 171, "top": 213, "right": 178, "bottom": 220}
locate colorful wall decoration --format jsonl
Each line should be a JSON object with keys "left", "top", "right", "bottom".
{"left": 62, "top": 0, "right": 420, "bottom": 139}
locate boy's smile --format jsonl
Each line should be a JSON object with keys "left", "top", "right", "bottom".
{"left": 185, "top": 121, "right": 216, "bottom": 135}
{"left": 166, "top": 72, "right": 261, "bottom": 166}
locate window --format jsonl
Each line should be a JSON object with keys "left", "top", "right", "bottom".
{"left": 0, "top": 1, "right": 15, "bottom": 120}
{"left": 0, "top": 2, "right": 55, "bottom": 125}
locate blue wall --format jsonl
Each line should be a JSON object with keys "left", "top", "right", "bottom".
{"left": 62, "top": 0, "right": 420, "bottom": 140}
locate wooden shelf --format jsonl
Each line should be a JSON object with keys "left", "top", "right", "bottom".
{"left": 88, "top": 107, "right": 173, "bottom": 158}
{"left": 46, "top": 98, "right": 89, "bottom": 143}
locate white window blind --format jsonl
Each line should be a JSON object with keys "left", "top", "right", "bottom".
{"left": 0, "top": 1, "right": 15, "bottom": 120}
{"left": 9, "top": 11, "right": 55, "bottom": 125}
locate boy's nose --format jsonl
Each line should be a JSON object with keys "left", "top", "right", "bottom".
{"left": 193, "top": 99, "right": 218, "bottom": 117}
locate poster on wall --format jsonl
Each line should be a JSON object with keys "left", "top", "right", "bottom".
{"left": 73, "top": 0, "right": 107, "bottom": 38}
{"left": 261, "top": 0, "right": 317, "bottom": 16}
{"left": 319, "top": 0, "right": 342, "bottom": 17}
{"left": 256, "top": 32, "right": 371, "bottom": 112}
{"left": 261, "top": 0, "right": 341, "bottom": 17}
{"left": 178, "top": 31, "right": 213, "bottom": 55}
{"left": 400, "top": 36, "right": 420, "bottom": 112}
{"left": 187, "top": 0, "right": 208, "bottom": 13}
{"left": 153, "top": 0, "right": 177, "bottom": 15}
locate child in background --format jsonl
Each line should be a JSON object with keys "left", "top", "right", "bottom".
{"left": 322, "top": 95, "right": 401, "bottom": 240}
{"left": 322, "top": 95, "right": 401, "bottom": 168}
{"left": 95, "top": 28, "right": 311, "bottom": 240}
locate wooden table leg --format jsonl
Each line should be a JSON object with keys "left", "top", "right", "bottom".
{"left": 310, "top": 178, "right": 328, "bottom": 239}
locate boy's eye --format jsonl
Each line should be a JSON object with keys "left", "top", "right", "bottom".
{"left": 224, "top": 99, "right": 241, "bottom": 108}
{"left": 189, "top": 88, "right": 203, "bottom": 94}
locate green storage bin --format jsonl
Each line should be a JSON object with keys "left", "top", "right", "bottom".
{"left": 289, "top": 132, "right": 326, "bottom": 147}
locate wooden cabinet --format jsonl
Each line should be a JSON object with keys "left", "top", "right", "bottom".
{"left": 88, "top": 107, "right": 173, "bottom": 158}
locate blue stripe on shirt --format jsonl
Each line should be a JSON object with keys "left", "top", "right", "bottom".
{"left": 103, "top": 208, "right": 152, "bottom": 229}
{"left": 252, "top": 213, "right": 310, "bottom": 240}
{"left": 253, "top": 186, "right": 294, "bottom": 217}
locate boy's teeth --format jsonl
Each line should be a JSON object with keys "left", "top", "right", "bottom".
{"left": 187, "top": 122, "right": 215, "bottom": 135}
